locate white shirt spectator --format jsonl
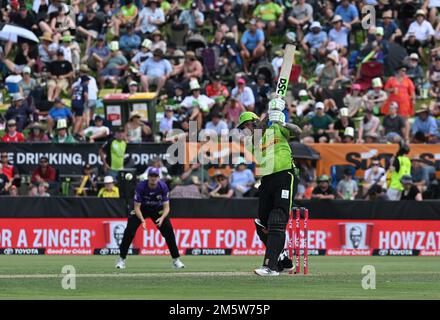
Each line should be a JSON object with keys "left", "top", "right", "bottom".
{"left": 159, "top": 115, "right": 176, "bottom": 134}
{"left": 364, "top": 167, "right": 387, "bottom": 189}
{"left": 138, "top": 7, "right": 165, "bottom": 34}
{"left": 181, "top": 95, "right": 215, "bottom": 113}
{"left": 83, "top": 125, "right": 110, "bottom": 137}
{"left": 231, "top": 86, "right": 255, "bottom": 109}
{"left": 205, "top": 119, "right": 229, "bottom": 135}
{"left": 407, "top": 20, "right": 435, "bottom": 42}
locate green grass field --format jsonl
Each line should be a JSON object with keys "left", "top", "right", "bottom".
{"left": 0, "top": 256, "right": 439, "bottom": 300}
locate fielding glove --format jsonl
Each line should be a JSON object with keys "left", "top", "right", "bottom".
{"left": 268, "top": 97, "right": 286, "bottom": 111}
{"left": 268, "top": 110, "right": 286, "bottom": 126}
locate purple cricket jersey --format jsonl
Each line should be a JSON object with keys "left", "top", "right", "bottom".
{"left": 134, "top": 180, "right": 169, "bottom": 210}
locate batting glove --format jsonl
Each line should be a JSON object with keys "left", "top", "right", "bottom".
{"left": 268, "top": 97, "right": 286, "bottom": 111}
{"left": 268, "top": 110, "right": 286, "bottom": 126}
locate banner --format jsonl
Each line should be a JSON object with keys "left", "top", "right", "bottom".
{"left": 310, "top": 143, "right": 440, "bottom": 178}
{"left": 1, "top": 218, "right": 440, "bottom": 256}
{"left": 0, "top": 143, "right": 170, "bottom": 175}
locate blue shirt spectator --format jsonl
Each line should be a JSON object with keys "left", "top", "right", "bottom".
{"left": 241, "top": 28, "right": 265, "bottom": 51}
{"left": 335, "top": 1, "right": 359, "bottom": 24}
{"left": 178, "top": 7, "right": 204, "bottom": 31}
{"left": 304, "top": 29, "right": 328, "bottom": 49}
{"left": 328, "top": 26, "right": 350, "bottom": 48}
{"left": 49, "top": 101, "right": 73, "bottom": 121}
{"left": 411, "top": 111, "right": 439, "bottom": 137}
{"left": 119, "top": 29, "right": 141, "bottom": 53}
{"left": 139, "top": 56, "right": 172, "bottom": 78}
{"left": 231, "top": 164, "right": 255, "bottom": 195}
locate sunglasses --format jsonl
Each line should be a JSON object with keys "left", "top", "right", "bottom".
{"left": 372, "top": 163, "right": 380, "bottom": 166}
{"left": 8, "top": 124, "right": 16, "bottom": 127}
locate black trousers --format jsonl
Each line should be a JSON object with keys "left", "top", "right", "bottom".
{"left": 119, "top": 209, "right": 180, "bottom": 259}
{"left": 258, "top": 168, "right": 298, "bottom": 269}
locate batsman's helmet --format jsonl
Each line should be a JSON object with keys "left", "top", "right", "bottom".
{"left": 237, "top": 111, "right": 259, "bottom": 129}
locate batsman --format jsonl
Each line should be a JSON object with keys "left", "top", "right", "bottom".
{"left": 237, "top": 98, "right": 302, "bottom": 276}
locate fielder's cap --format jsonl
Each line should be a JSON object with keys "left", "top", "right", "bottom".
{"left": 103, "top": 176, "right": 114, "bottom": 184}
{"left": 148, "top": 167, "right": 160, "bottom": 176}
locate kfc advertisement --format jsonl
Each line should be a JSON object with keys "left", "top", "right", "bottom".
{"left": 1, "top": 218, "right": 440, "bottom": 256}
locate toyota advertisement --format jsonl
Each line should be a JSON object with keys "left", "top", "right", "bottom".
{"left": 1, "top": 218, "right": 440, "bottom": 256}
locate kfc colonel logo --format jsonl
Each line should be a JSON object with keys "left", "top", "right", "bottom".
{"left": 339, "top": 223, "right": 374, "bottom": 249}
{"left": 103, "top": 221, "right": 128, "bottom": 249}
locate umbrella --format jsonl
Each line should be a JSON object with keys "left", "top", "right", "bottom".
{"left": 0, "top": 24, "right": 39, "bottom": 43}
{"left": 289, "top": 142, "right": 320, "bottom": 160}
{"left": 0, "top": 31, "right": 17, "bottom": 43}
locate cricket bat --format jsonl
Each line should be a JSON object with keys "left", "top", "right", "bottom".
{"left": 275, "top": 43, "right": 296, "bottom": 99}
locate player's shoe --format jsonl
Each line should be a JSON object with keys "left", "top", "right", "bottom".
{"left": 115, "top": 258, "right": 126, "bottom": 269}
{"left": 277, "top": 250, "right": 294, "bottom": 272}
{"left": 173, "top": 258, "right": 185, "bottom": 269}
{"left": 254, "top": 266, "right": 280, "bottom": 277}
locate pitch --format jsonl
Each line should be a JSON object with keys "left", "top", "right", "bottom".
{"left": 1, "top": 256, "right": 439, "bottom": 299}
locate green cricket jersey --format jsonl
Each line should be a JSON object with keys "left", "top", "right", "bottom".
{"left": 254, "top": 124, "right": 294, "bottom": 177}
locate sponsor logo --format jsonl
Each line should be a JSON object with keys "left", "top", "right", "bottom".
{"left": 373, "top": 249, "right": 418, "bottom": 256}
{"left": 185, "top": 248, "right": 232, "bottom": 256}
{"left": 276, "top": 78, "right": 288, "bottom": 96}
{"left": 0, "top": 248, "right": 44, "bottom": 255}
{"left": 339, "top": 223, "right": 374, "bottom": 249}
{"left": 3, "top": 248, "right": 14, "bottom": 255}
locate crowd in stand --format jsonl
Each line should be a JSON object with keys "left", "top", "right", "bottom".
{"left": 0, "top": 0, "right": 439, "bottom": 200}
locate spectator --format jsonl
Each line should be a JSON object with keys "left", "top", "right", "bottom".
{"left": 400, "top": 175, "right": 423, "bottom": 201}
{"left": 205, "top": 112, "right": 229, "bottom": 136}
{"left": 311, "top": 175, "right": 336, "bottom": 200}
{"left": 334, "top": 0, "right": 360, "bottom": 28}
{"left": 224, "top": 97, "right": 246, "bottom": 128}
{"left": 177, "top": 2, "right": 204, "bottom": 33}
{"left": 333, "top": 108, "right": 355, "bottom": 142}
{"left": 182, "top": 50, "right": 203, "bottom": 84}
{"left": 387, "top": 144, "right": 411, "bottom": 200}
{"left": 302, "top": 21, "right": 328, "bottom": 57}
{"left": 18, "top": 66, "right": 37, "bottom": 99}
{"left": 402, "top": 32, "right": 423, "bottom": 58}
{"left": 70, "top": 75, "right": 89, "bottom": 135}
{"left": 170, "top": 163, "right": 207, "bottom": 198}
{"left": 305, "top": 102, "right": 334, "bottom": 142}
{"left": 132, "top": 39, "right": 153, "bottom": 68}
{"left": 379, "top": 10, "right": 402, "bottom": 42}
{"left": 2, "top": 119, "right": 25, "bottom": 143}
{"left": 328, "top": 15, "right": 351, "bottom": 56}
{"left": 47, "top": 98, "right": 73, "bottom": 135}
{"left": 209, "top": 171, "right": 234, "bottom": 198}
{"left": 100, "top": 127, "right": 128, "bottom": 180}
{"left": 136, "top": 0, "right": 165, "bottom": 35}
{"left": 363, "top": 78, "right": 388, "bottom": 116}
{"left": 125, "top": 111, "right": 153, "bottom": 143}
{"left": 36, "top": 182, "right": 50, "bottom": 197}
{"left": 84, "top": 34, "right": 110, "bottom": 72}
{"left": 343, "top": 84, "right": 364, "bottom": 117}
{"left": 81, "top": 116, "right": 110, "bottom": 143}
{"left": 139, "top": 48, "right": 172, "bottom": 94}
{"left": 406, "top": 9, "right": 434, "bottom": 47}
{"left": 77, "top": 7, "right": 102, "bottom": 47}
{"left": 231, "top": 78, "right": 255, "bottom": 111}
{"left": 5, "top": 93, "right": 36, "bottom": 132}
{"left": 99, "top": 41, "right": 128, "bottom": 89}
{"left": 342, "top": 127, "right": 355, "bottom": 143}
{"left": 253, "top": 0, "right": 284, "bottom": 37}
{"left": 0, "top": 164, "right": 11, "bottom": 195}
{"left": 206, "top": 74, "right": 230, "bottom": 103}
{"left": 287, "top": 0, "right": 313, "bottom": 42}
{"left": 251, "top": 74, "right": 271, "bottom": 115}
{"left": 119, "top": 23, "right": 141, "bottom": 55}
{"left": 75, "top": 164, "right": 98, "bottom": 196}
{"left": 411, "top": 105, "right": 439, "bottom": 143}
{"left": 31, "top": 156, "right": 57, "bottom": 189}
{"left": 46, "top": 49, "right": 74, "bottom": 101}
{"left": 59, "top": 31, "right": 81, "bottom": 72}
{"left": 1, "top": 41, "right": 38, "bottom": 74}
{"left": 406, "top": 53, "right": 425, "bottom": 90}
{"left": 411, "top": 155, "right": 436, "bottom": 190}
{"left": 216, "top": 0, "right": 238, "bottom": 38}
{"left": 27, "top": 122, "right": 50, "bottom": 142}
{"left": 112, "top": 0, "right": 139, "bottom": 37}
{"left": 50, "top": 4, "right": 76, "bottom": 43}
{"left": 382, "top": 102, "right": 407, "bottom": 142}
{"left": 180, "top": 79, "right": 215, "bottom": 129}
{"left": 97, "top": 176, "right": 120, "bottom": 198}
{"left": 74, "top": 64, "right": 99, "bottom": 127}
{"left": 230, "top": 158, "right": 256, "bottom": 197}
{"left": 316, "top": 53, "right": 343, "bottom": 97}
{"left": 240, "top": 19, "right": 265, "bottom": 73}
{"left": 0, "top": 153, "right": 19, "bottom": 188}
{"left": 358, "top": 109, "right": 380, "bottom": 143}
{"left": 150, "top": 30, "right": 167, "bottom": 55}
{"left": 159, "top": 106, "right": 176, "bottom": 137}
{"left": 366, "top": 184, "right": 389, "bottom": 201}
{"left": 9, "top": 185, "right": 19, "bottom": 197}
{"left": 336, "top": 168, "right": 358, "bottom": 200}
{"left": 363, "top": 159, "right": 387, "bottom": 196}
{"left": 293, "top": 90, "right": 315, "bottom": 118}
{"left": 52, "top": 119, "right": 76, "bottom": 143}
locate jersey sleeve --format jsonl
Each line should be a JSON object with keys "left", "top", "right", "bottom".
{"left": 161, "top": 182, "right": 170, "bottom": 202}
{"left": 134, "top": 183, "right": 143, "bottom": 203}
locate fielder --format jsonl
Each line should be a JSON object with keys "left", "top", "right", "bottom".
{"left": 116, "top": 167, "right": 185, "bottom": 269}
{"left": 237, "top": 98, "right": 301, "bottom": 276}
